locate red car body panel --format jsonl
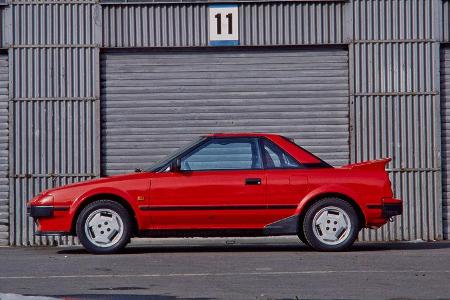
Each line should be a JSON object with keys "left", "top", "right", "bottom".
{"left": 147, "top": 170, "right": 269, "bottom": 229}
{"left": 28, "top": 133, "right": 402, "bottom": 237}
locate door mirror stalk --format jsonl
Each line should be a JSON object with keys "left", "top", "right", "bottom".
{"left": 171, "top": 158, "right": 181, "bottom": 172}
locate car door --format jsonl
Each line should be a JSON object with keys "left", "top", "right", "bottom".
{"left": 261, "top": 138, "right": 310, "bottom": 222}
{"left": 147, "top": 137, "right": 269, "bottom": 230}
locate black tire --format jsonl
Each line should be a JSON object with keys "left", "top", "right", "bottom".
{"left": 297, "top": 221, "right": 311, "bottom": 247}
{"left": 76, "top": 200, "right": 132, "bottom": 254}
{"left": 302, "top": 197, "right": 360, "bottom": 252}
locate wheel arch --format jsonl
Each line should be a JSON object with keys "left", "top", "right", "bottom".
{"left": 297, "top": 192, "right": 366, "bottom": 230}
{"left": 70, "top": 193, "right": 138, "bottom": 236}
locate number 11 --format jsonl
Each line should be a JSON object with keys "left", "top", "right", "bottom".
{"left": 214, "top": 13, "right": 233, "bottom": 35}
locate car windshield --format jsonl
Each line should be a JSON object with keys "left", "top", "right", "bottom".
{"left": 147, "top": 137, "right": 205, "bottom": 172}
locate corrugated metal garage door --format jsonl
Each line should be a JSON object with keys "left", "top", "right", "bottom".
{"left": 441, "top": 47, "right": 450, "bottom": 239}
{"left": 101, "top": 47, "right": 349, "bottom": 175}
{"left": 0, "top": 54, "right": 8, "bottom": 246}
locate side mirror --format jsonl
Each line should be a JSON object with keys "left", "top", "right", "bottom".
{"left": 170, "top": 158, "right": 181, "bottom": 172}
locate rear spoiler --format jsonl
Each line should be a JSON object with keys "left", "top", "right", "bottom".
{"left": 340, "top": 158, "right": 391, "bottom": 171}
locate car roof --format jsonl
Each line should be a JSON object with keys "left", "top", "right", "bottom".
{"left": 205, "top": 133, "right": 282, "bottom": 138}
{"left": 203, "top": 133, "right": 325, "bottom": 165}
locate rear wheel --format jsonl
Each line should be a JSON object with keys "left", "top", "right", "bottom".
{"left": 302, "top": 197, "right": 360, "bottom": 251}
{"left": 76, "top": 200, "right": 132, "bottom": 254}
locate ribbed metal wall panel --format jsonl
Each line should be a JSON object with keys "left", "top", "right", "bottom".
{"left": 10, "top": 47, "right": 97, "bottom": 99}
{"left": 0, "top": 8, "right": 5, "bottom": 49}
{"left": 240, "top": 2, "right": 344, "bottom": 45}
{"left": 101, "top": 2, "right": 345, "bottom": 48}
{"left": 102, "top": 4, "right": 208, "bottom": 47}
{"left": 11, "top": 100, "right": 97, "bottom": 176}
{"left": 353, "top": 42, "right": 437, "bottom": 94}
{"left": 8, "top": 2, "right": 99, "bottom": 246}
{"left": 10, "top": 0, "right": 96, "bottom": 4}
{"left": 442, "top": 0, "right": 450, "bottom": 43}
{"left": 0, "top": 54, "right": 8, "bottom": 246}
{"left": 440, "top": 46, "right": 450, "bottom": 239}
{"left": 353, "top": 0, "right": 437, "bottom": 41}
{"left": 11, "top": 3, "right": 95, "bottom": 45}
{"left": 101, "top": 48, "right": 349, "bottom": 175}
{"left": 353, "top": 95, "right": 438, "bottom": 169}
{"left": 349, "top": 0, "right": 442, "bottom": 241}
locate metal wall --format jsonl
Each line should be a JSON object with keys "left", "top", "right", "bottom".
{"left": 0, "top": 4, "right": 7, "bottom": 246}
{"left": 441, "top": 47, "right": 450, "bottom": 239}
{"left": 349, "top": 0, "right": 442, "bottom": 241}
{"left": 440, "top": 0, "right": 450, "bottom": 240}
{"left": 101, "top": 1, "right": 345, "bottom": 48}
{"left": 1, "top": 0, "right": 449, "bottom": 245}
{"left": 7, "top": 1, "right": 100, "bottom": 246}
{"left": 100, "top": 48, "right": 349, "bottom": 175}
{"left": 0, "top": 5, "right": 8, "bottom": 246}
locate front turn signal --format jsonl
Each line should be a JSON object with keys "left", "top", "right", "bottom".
{"left": 35, "top": 195, "right": 54, "bottom": 206}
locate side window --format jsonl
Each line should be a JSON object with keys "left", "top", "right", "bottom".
{"left": 262, "top": 139, "right": 301, "bottom": 169}
{"left": 180, "top": 138, "right": 262, "bottom": 171}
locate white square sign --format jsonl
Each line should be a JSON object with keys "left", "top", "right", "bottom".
{"left": 209, "top": 4, "right": 239, "bottom": 46}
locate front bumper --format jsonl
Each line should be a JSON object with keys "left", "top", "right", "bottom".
{"left": 27, "top": 205, "right": 70, "bottom": 218}
{"left": 28, "top": 206, "right": 54, "bottom": 218}
{"left": 27, "top": 205, "right": 72, "bottom": 234}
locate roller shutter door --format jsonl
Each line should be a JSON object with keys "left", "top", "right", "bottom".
{"left": 101, "top": 48, "right": 349, "bottom": 175}
{"left": 441, "top": 47, "right": 450, "bottom": 239}
{"left": 0, "top": 54, "right": 8, "bottom": 245}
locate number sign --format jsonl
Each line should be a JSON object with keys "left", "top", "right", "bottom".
{"left": 209, "top": 4, "right": 239, "bottom": 46}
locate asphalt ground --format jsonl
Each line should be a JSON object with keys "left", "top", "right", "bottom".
{"left": 0, "top": 237, "right": 450, "bottom": 300}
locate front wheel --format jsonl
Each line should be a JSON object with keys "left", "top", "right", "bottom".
{"left": 302, "top": 198, "right": 360, "bottom": 251}
{"left": 76, "top": 200, "right": 132, "bottom": 254}
{"left": 297, "top": 226, "right": 311, "bottom": 247}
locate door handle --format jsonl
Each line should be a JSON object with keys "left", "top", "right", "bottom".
{"left": 245, "top": 178, "right": 261, "bottom": 185}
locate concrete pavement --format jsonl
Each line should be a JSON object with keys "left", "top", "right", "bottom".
{"left": 0, "top": 237, "right": 450, "bottom": 299}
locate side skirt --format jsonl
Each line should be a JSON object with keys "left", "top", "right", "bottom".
{"left": 262, "top": 215, "right": 299, "bottom": 236}
{"left": 35, "top": 231, "right": 71, "bottom": 236}
{"left": 137, "top": 215, "right": 300, "bottom": 238}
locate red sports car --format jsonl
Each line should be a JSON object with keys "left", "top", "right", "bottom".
{"left": 28, "top": 133, "right": 402, "bottom": 254}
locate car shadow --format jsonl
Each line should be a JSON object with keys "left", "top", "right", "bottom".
{"left": 23, "top": 294, "right": 215, "bottom": 300}
{"left": 51, "top": 295, "right": 298, "bottom": 300}
{"left": 58, "top": 243, "right": 305, "bottom": 255}
{"left": 57, "top": 240, "right": 450, "bottom": 255}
